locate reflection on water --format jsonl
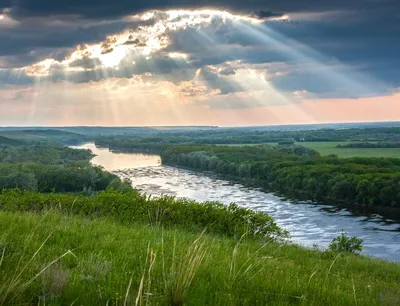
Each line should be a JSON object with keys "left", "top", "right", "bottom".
{"left": 74, "top": 143, "right": 400, "bottom": 262}
{"left": 71, "top": 143, "right": 161, "bottom": 171}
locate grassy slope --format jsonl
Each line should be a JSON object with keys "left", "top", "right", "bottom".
{"left": 1, "top": 211, "right": 400, "bottom": 305}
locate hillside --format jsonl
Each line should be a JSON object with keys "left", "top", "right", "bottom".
{"left": 0, "top": 135, "right": 23, "bottom": 146}
{"left": 0, "top": 129, "right": 88, "bottom": 145}
{"left": 0, "top": 190, "right": 399, "bottom": 305}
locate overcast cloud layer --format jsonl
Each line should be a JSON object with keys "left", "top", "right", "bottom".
{"left": 0, "top": 0, "right": 399, "bottom": 125}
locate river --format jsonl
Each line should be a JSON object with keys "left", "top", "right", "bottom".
{"left": 74, "top": 143, "right": 400, "bottom": 262}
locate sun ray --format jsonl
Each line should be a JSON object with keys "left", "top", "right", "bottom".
{"left": 238, "top": 20, "right": 385, "bottom": 98}
{"left": 1, "top": 9, "right": 394, "bottom": 126}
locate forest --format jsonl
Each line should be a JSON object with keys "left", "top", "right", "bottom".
{"left": 0, "top": 137, "right": 131, "bottom": 193}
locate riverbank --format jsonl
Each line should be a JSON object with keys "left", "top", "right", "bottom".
{"left": 160, "top": 144, "right": 400, "bottom": 220}
{"left": 166, "top": 162, "right": 400, "bottom": 221}
{"left": 157, "top": 162, "right": 400, "bottom": 221}
{"left": 1, "top": 196, "right": 400, "bottom": 305}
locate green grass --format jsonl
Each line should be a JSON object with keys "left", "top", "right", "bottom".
{"left": 299, "top": 142, "right": 400, "bottom": 158}
{"left": 222, "top": 142, "right": 400, "bottom": 158}
{"left": 0, "top": 189, "right": 286, "bottom": 240}
{"left": 1, "top": 211, "right": 400, "bottom": 305}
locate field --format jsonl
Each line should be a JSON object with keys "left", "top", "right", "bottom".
{"left": 300, "top": 142, "right": 400, "bottom": 158}
{"left": 223, "top": 142, "right": 400, "bottom": 158}
{"left": 1, "top": 211, "right": 400, "bottom": 305}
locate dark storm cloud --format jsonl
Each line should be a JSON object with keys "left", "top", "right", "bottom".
{"left": 0, "top": 18, "right": 154, "bottom": 66}
{"left": 0, "top": 48, "right": 72, "bottom": 69}
{"left": 0, "top": 22, "right": 115, "bottom": 57}
{"left": 198, "top": 67, "right": 239, "bottom": 95}
{"left": 259, "top": 12, "right": 400, "bottom": 88}
{"left": 1, "top": 0, "right": 398, "bottom": 19}
{"left": 1, "top": 1, "right": 398, "bottom": 66}
{"left": 69, "top": 56, "right": 102, "bottom": 69}
{"left": 219, "top": 68, "right": 236, "bottom": 76}
{"left": 251, "top": 10, "right": 283, "bottom": 20}
{"left": 123, "top": 38, "right": 147, "bottom": 47}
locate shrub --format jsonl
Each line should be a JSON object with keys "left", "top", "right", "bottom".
{"left": 0, "top": 189, "right": 287, "bottom": 241}
{"left": 329, "top": 232, "right": 363, "bottom": 254}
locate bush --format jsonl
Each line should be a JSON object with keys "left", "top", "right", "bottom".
{"left": 329, "top": 232, "right": 363, "bottom": 254}
{"left": 0, "top": 189, "right": 288, "bottom": 241}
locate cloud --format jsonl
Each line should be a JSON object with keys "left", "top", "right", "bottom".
{"left": 0, "top": 16, "right": 155, "bottom": 64}
{"left": 197, "top": 87, "right": 294, "bottom": 109}
{"left": 251, "top": 10, "right": 283, "bottom": 20}
{"left": 69, "top": 56, "right": 102, "bottom": 70}
{"left": 219, "top": 67, "right": 236, "bottom": 75}
{"left": 1, "top": 0, "right": 398, "bottom": 20}
{"left": 0, "top": 5, "right": 398, "bottom": 119}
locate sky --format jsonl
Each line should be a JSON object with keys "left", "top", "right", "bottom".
{"left": 0, "top": 0, "right": 399, "bottom": 126}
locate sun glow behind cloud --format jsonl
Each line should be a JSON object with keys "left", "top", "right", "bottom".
{"left": 15, "top": 10, "right": 263, "bottom": 77}
{"left": 0, "top": 8, "right": 397, "bottom": 126}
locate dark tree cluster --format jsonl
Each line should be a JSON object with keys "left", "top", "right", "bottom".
{"left": 337, "top": 142, "right": 400, "bottom": 148}
{"left": 0, "top": 141, "right": 131, "bottom": 193}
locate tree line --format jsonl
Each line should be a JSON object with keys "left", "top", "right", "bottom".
{"left": 336, "top": 142, "right": 400, "bottom": 148}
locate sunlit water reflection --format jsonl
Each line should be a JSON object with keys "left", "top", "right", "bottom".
{"left": 72, "top": 143, "right": 161, "bottom": 171}
{"left": 74, "top": 143, "right": 400, "bottom": 262}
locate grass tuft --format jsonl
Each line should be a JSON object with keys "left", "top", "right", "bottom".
{"left": 162, "top": 232, "right": 208, "bottom": 306}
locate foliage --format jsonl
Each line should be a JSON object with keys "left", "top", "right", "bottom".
{"left": 0, "top": 141, "right": 130, "bottom": 193}
{"left": 0, "top": 129, "right": 88, "bottom": 145}
{"left": 0, "top": 136, "right": 23, "bottom": 146}
{"left": 0, "top": 189, "right": 287, "bottom": 240}
{"left": 329, "top": 233, "right": 363, "bottom": 254}
{"left": 337, "top": 142, "right": 400, "bottom": 148}
{"left": 0, "top": 163, "right": 131, "bottom": 193}
{"left": 0, "top": 142, "right": 93, "bottom": 164}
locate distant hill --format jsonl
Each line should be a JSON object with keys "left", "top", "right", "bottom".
{"left": 0, "top": 135, "right": 23, "bottom": 146}
{"left": 0, "top": 129, "right": 88, "bottom": 145}
{"left": 21, "top": 129, "right": 85, "bottom": 138}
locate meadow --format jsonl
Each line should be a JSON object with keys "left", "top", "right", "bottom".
{"left": 1, "top": 209, "right": 400, "bottom": 305}
{"left": 299, "top": 142, "right": 400, "bottom": 158}
{"left": 223, "top": 142, "right": 400, "bottom": 158}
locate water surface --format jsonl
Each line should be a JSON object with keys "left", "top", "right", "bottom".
{"left": 75, "top": 143, "right": 400, "bottom": 262}
{"left": 72, "top": 143, "right": 161, "bottom": 171}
